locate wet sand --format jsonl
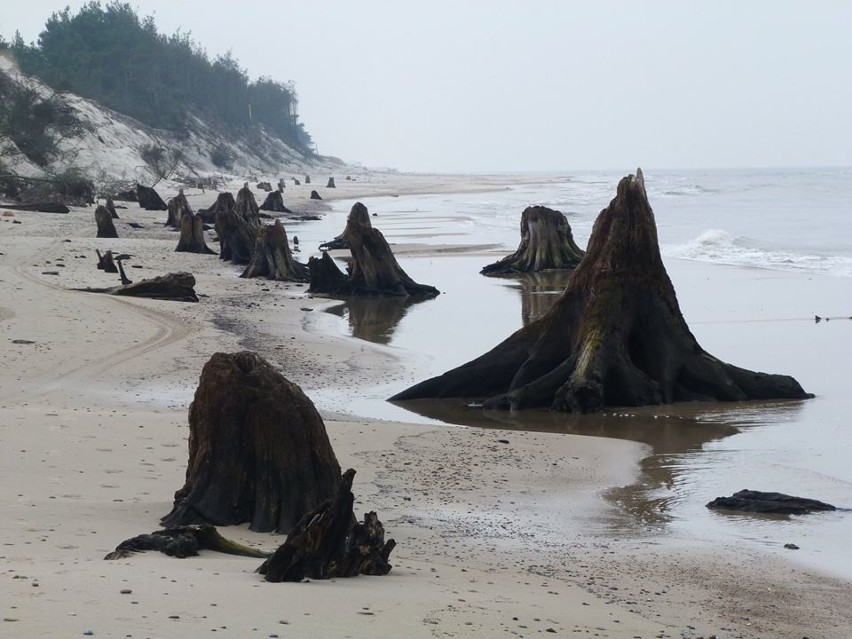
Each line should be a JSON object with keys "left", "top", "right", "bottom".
{"left": 2, "top": 172, "right": 851, "bottom": 638}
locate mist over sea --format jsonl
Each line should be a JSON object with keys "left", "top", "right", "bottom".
{"left": 297, "top": 166, "right": 852, "bottom": 580}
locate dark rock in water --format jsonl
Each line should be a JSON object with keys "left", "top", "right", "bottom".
{"left": 706, "top": 490, "right": 836, "bottom": 515}
{"left": 161, "top": 351, "right": 342, "bottom": 533}
{"left": 310, "top": 190, "right": 322, "bottom": 200}
{"left": 136, "top": 184, "right": 168, "bottom": 211}
{"left": 104, "top": 524, "right": 268, "bottom": 560}
{"left": 304, "top": 175, "right": 311, "bottom": 184}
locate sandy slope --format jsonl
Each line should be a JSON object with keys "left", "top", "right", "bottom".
{"left": 2, "top": 173, "right": 850, "bottom": 638}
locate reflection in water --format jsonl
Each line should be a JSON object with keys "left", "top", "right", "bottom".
{"left": 505, "top": 270, "right": 574, "bottom": 325}
{"left": 325, "top": 297, "right": 417, "bottom": 345}
{"left": 390, "top": 396, "right": 808, "bottom": 531}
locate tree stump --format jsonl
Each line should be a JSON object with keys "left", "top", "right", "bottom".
{"left": 176, "top": 210, "right": 215, "bottom": 254}
{"left": 304, "top": 175, "right": 311, "bottom": 184}
{"left": 327, "top": 177, "right": 336, "bottom": 188}
{"left": 309, "top": 202, "right": 439, "bottom": 298}
{"left": 257, "top": 469, "right": 395, "bottom": 582}
{"left": 96, "top": 249, "right": 118, "bottom": 273}
{"left": 241, "top": 220, "right": 309, "bottom": 281}
{"left": 259, "top": 190, "right": 292, "bottom": 213}
{"left": 310, "top": 190, "right": 322, "bottom": 200}
{"left": 105, "top": 195, "right": 119, "bottom": 219}
{"left": 105, "top": 524, "right": 270, "bottom": 560}
{"left": 95, "top": 204, "right": 118, "bottom": 238}
{"left": 319, "top": 201, "right": 372, "bottom": 250}
{"left": 161, "top": 352, "right": 342, "bottom": 533}
{"left": 215, "top": 208, "right": 259, "bottom": 264}
{"left": 293, "top": 178, "right": 301, "bottom": 186}
{"left": 199, "top": 192, "right": 236, "bottom": 223}
{"left": 481, "top": 206, "right": 585, "bottom": 276}
{"left": 256, "top": 181, "right": 273, "bottom": 191}
{"left": 76, "top": 272, "right": 198, "bottom": 302}
{"left": 136, "top": 184, "right": 168, "bottom": 210}
{"left": 391, "top": 170, "right": 812, "bottom": 412}
{"left": 165, "top": 189, "right": 192, "bottom": 228}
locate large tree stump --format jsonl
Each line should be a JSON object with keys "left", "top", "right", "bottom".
{"left": 481, "top": 206, "right": 585, "bottom": 276}
{"left": 309, "top": 202, "right": 439, "bottom": 298}
{"left": 215, "top": 208, "right": 260, "bottom": 264}
{"left": 176, "top": 210, "right": 215, "bottom": 254}
{"left": 136, "top": 184, "right": 168, "bottom": 211}
{"left": 259, "top": 189, "right": 292, "bottom": 214}
{"left": 319, "top": 201, "right": 372, "bottom": 250}
{"left": 241, "top": 219, "right": 309, "bottom": 281}
{"left": 105, "top": 195, "right": 119, "bottom": 219}
{"left": 199, "top": 192, "right": 236, "bottom": 223}
{"left": 391, "top": 170, "right": 812, "bottom": 412}
{"left": 257, "top": 469, "right": 395, "bottom": 582}
{"left": 310, "top": 190, "right": 322, "bottom": 200}
{"left": 105, "top": 524, "right": 270, "bottom": 560}
{"left": 95, "top": 204, "right": 118, "bottom": 238}
{"left": 326, "top": 177, "right": 336, "bottom": 188}
{"left": 161, "top": 352, "right": 342, "bottom": 533}
{"left": 75, "top": 272, "right": 198, "bottom": 302}
{"left": 165, "top": 189, "right": 192, "bottom": 228}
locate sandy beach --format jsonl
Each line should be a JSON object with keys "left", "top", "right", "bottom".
{"left": 2, "top": 171, "right": 851, "bottom": 639}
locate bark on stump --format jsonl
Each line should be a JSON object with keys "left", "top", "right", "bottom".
{"left": 105, "top": 195, "right": 119, "bottom": 219}
{"left": 136, "top": 184, "right": 168, "bottom": 210}
{"left": 481, "top": 206, "right": 585, "bottom": 276}
{"left": 391, "top": 170, "right": 812, "bottom": 412}
{"left": 95, "top": 204, "right": 118, "bottom": 238}
{"left": 161, "top": 351, "right": 342, "bottom": 533}
{"left": 257, "top": 469, "right": 395, "bottom": 582}
{"left": 165, "top": 189, "right": 192, "bottom": 228}
{"left": 309, "top": 202, "right": 439, "bottom": 298}
{"left": 319, "top": 201, "right": 372, "bottom": 250}
{"left": 76, "top": 272, "right": 198, "bottom": 302}
{"left": 176, "top": 210, "right": 215, "bottom": 254}
{"left": 241, "top": 219, "right": 309, "bottom": 281}
{"left": 259, "top": 190, "right": 292, "bottom": 214}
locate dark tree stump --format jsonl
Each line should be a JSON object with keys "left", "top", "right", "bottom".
{"left": 236, "top": 182, "right": 260, "bottom": 220}
{"left": 95, "top": 205, "right": 118, "bottom": 238}
{"left": 304, "top": 175, "right": 311, "bottom": 184}
{"left": 165, "top": 189, "right": 192, "bottom": 228}
{"left": 96, "top": 249, "right": 118, "bottom": 273}
{"left": 136, "top": 184, "right": 168, "bottom": 211}
{"left": 117, "top": 259, "right": 132, "bottom": 285}
{"left": 391, "top": 170, "right": 812, "bottom": 412}
{"left": 257, "top": 469, "right": 395, "bottom": 582}
{"left": 293, "top": 178, "right": 300, "bottom": 186}
{"left": 105, "top": 524, "right": 270, "bottom": 560}
{"left": 707, "top": 490, "right": 837, "bottom": 515}
{"left": 319, "top": 201, "right": 372, "bottom": 250}
{"left": 76, "top": 272, "right": 198, "bottom": 302}
{"left": 310, "top": 190, "right": 322, "bottom": 200}
{"left": 481, "top": 206, "right": 585, "bottom": 276}
{"left": 309, "top": 202, "right": 439, "bottom": 298}
{"left": 327, "top": 177, "right": 336, "bottom": 188}
{"left": 256, "top": 181, "right": 273, "bottom": 191}
{"left": 198, "top": 192, "right": 236, "bottom": 223}
{"left": 277, "top": 178, "right": 286, "bottom": 190}
{"left": 105, "top": 195, "right": 119, "bottom": 219}
{"left": 259, "top": 190, "right": 293, "bottom": 214}
{"left": 241, "top": 220, "right": 309, "bottom": 281}
{"left": 161, "top": 352, "right": 342, "bottom": 533}
{"left": 215, "top": 208, "right": 259, "bottom": 264}
{"left": 176, "top": 210, "right": 215, "bottom": 254}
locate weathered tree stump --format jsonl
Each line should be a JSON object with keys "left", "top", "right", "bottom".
{"left": 215, "top": 208, "right": 259, "bottom": 264}
{"left": 176, "top": 210, "right": 215, "bottom": 254}
{"left": 198, "top": 191, "right": 236, "bottom": 223}
{"left": 257, "top": 469, "right": 395, "bottom": 582}
{"left": 293, "top": 178, "right": 301, "bottom": 186}
{"left": 309, "top": 202, "right": 439, "bottom": 298}
{"left": 481, "top": 206, "right": 585, "bottom": 276}
{"left": 310, "top": 190, "right": 322, "bottom": 200}
{"left": 319, "top": 201, "right": 372, "bottom": 250}
{"left": 136, "top": 184, "right": 168, "bottom": 210}
{"left": 96, "top": 249, "right": 118, "bottom": 273}
{"left": 259, "top": 190, "right": 292, "bottom": 213}
{"left": 391, "top": 170, "right": 812, "bottom": 412}
{"left": 105, "top": 524, "right": 270, "bottom": 560}
{"left": 76, "top": 271, "right": 198, "bottom": 302}
{"left": 241, "top": 220, "right": 309, "bottom": 281}
{"left": 304, "top": 175, "right": 311, "bottom": 184}
{"left": 327, "top": 177, "right": 336, "bottom": 188}
{"left": 161, "top": 352, "right": 342, "bottom": 533}
{"left": 105, "top": 195, "right": 119, "bottom": 219}
{"left": 165, "top": 189, "right": 192, "bottom": 228}
{"left": 706, "top": 490, "right": 837, "bottom": 515}
{"left": 95, "top": 204, "right": 118, "bottom": 238}
{"left": 256, "top": 181, "right": 273, "bottom": 191}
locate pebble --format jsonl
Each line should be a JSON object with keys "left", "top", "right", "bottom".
{"left": 120, "top": 589, "right": 132, "bottom": 594}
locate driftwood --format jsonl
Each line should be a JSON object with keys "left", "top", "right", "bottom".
{"left": 117, "top": 259, "right": 132, "bottom": 285}
{"left": 136, "top": 184, "right": 168, "bottom": 211}
{"left": 96, "top": 249, "right": 118, "bottom": 273}
{"left": 319, "top": 201, "right": 372, "bottom": 250}
{"left": 165, "top": 189, "right": 192, "bottom": 228}
{"left": 241, "top": 220, "right": 309, "bottom": 281}
{"left": 95, "top": 205, "right": 118, "bottom": 238}
{"left": 215, "top": 208, "right": 259, "bottom": 264}
{"left": 327, "top": 177, "right": 336, "bottom": 188}
{"left": 707, "top": 490, "right": 837, "bottom": 515}
{"left": 481, "top": 206, "right": 585, "bottom": 276}
{"left": 77, "top": 272, "right": 198, "bottom": 302}
{"left": 105, "top": 524, "right": 270, "bottom": 560}
{"left": 161, "top": 352, "right": 342, "bottom": 533}
{"left": 310, "top": 190, "right": 322, "bottom": 200}
{"left": 175, "top": 209, "right": 215, "bottom": 254}
{"left": 391, "top": 170, "right": 812, "bottom": 412}
{"left": 309, "top": 202, "right": 439, "bottom": 298}
{"left": 258, "top": 469, "right": 395, "bottom": 582}
{"left": 259, "top": 190, "right": 292, "bottom": 214}
{"left": 105, "top": 195, "right": 119, "bottom": 219}
{"left": 0, "top": 201, "right": 70, "bottom": 213}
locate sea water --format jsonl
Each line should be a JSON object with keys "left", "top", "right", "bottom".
{"left": 295, "top": 167, "right": 852, "bottom": 580}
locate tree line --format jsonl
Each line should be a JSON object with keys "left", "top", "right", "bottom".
{"left": 0, "top": 1, "right": 313, "bottom": 153}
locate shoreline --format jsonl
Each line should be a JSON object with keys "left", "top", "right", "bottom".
{"left": 2, "top": 171, "right": 851, "bottom": 638}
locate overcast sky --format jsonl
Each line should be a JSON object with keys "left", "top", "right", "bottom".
{"left": 3, "top": 1, "right": 851, "bottom": 172}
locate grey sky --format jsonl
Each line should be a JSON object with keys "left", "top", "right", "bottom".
{"left": 3, "top": 1, "right": 851, "bottom": 172}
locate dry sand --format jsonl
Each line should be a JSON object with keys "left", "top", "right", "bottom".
{"left": 2, "top": 171, "right": 850, "bottom": 638}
